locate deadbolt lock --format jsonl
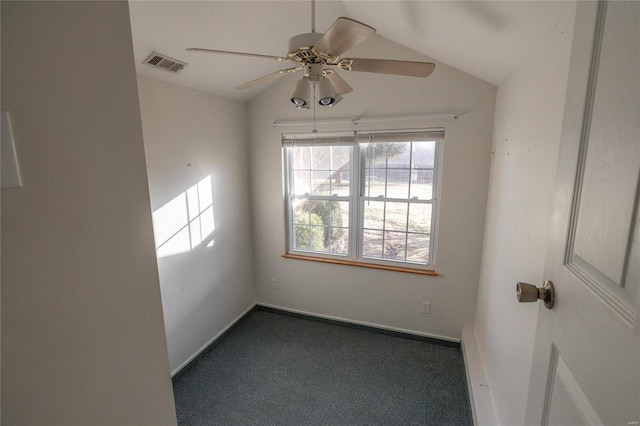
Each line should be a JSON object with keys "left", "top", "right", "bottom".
{"left": 516, "top": 280, "right": 555, "bottom": 309}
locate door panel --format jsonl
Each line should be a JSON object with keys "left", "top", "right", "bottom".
{"left": 546, "top": 347, "right": 602, "bottom": 426}
{"left": 525, "top": 1, "right": 640, "bottom": 425}
{"left": 570, "top": 0, "right": 640, "bottom": 311}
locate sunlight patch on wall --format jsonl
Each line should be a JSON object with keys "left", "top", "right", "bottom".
{"left": 153, "top": 175, "right": 215, "bottom": 258}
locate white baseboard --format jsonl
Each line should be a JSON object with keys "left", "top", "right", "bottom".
{"left": 461, "top": 326, "right": 497, "bottom": 426}
{"left": 256, "top": 302, "right": 460, "bottom": 343}
{"left": 171, "top": 303, "right": 256, "bottom": 377}
{"left": 172, "top": 302, "right": 463, "bottom": 380}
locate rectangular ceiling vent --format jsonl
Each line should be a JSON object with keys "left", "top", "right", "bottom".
{"left": 143, "top": 51, "right": 188, "bottom": 74}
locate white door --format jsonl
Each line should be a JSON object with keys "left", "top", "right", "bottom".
{"left": 524, "top": 1, "right": 640, "bottom": 425}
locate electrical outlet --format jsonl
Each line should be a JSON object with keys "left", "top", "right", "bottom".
{"left": 422, "top": 302, "right": 431, "bottom": 315}
{"left": 271, "top": 279, "right": 278, "bottom": 289}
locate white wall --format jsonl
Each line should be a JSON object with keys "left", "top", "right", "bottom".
{"left": 248, "top": 35, "right": 496, "bottom": 340}
{"left": 137, "top": 75, "right": 255, "bottom": 374}
{"left": 1, "top": 2, "right": 176, "bottom": 424}
{"left": 473, "top": 7, "right": 576, "bottom": 425}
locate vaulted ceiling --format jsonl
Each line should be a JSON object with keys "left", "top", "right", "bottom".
{"left": 129, "top": 1, "right": 574, "bottom": 102}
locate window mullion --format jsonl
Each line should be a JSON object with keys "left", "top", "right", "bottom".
{"left": 381, "top": 142, "right": 390, "bottom": 258}
{"left": 351, "top": 143, "right": 361, "bottom": 261}
{"left": 284, "top": 148, "right": 293, "bottom": 252}
{"left": 404, "top": 142, "right": 414, "bottom": 262}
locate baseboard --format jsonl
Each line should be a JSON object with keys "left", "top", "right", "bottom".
{"left": 171, "top": 303, "right": 256, "bottom": 380}
{"left": 461, "top": 326, "right": 497, "bottom": 426}
{"left": 171, "top": 302, "right": 463, "bottom": 382}
{"left": 256, "top": 302, "right": 460, "bottom": 346}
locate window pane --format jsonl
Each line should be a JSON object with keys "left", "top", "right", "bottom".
{"left": 409, "top": 176, "right": 434, "bottom": 200}
{"left": 293, "top": 207, "right": 320, "bottom": 252}
{"left": 311, "top": 146, "right": 331, "bottom": 169}
{"left": 322, "top": 200, "right": 349, "bottom": 227}
{"left": 363, "top": 171, "right": 386, "bottom": 198}
{"left": 294, "top": 200, "right": 350, "bottom": 254}
{"left": 330, "top": 146, "right": 350, "bottom": 196}
{"left": 365, "top": 143, "right": 389, "bottom": 168}
{"left": 320, "top": 200, "right": 348, "bottom": 250}
{"left": 406, "top": 233, "right": 430, "bottom": 264}
{"left": 294, "top": 146, "right": 311, "bottom": 169}
{"left": 385, "top": 142, "right": 411, "bottom": 168}
{"left": 412, "top": 141, "right": 436, "bottom": 169}
{"left": 329, "top": 228, "right": 349, "bottom": 255}
{"left": 291, "top": 143, "right": 354, "bottom": 197}
{"left": 311, "top": 170, "right": 331, "bottom": 195}
{"left": 366, "top": 142, "right": 410, "bottom": 167}
{"left": 383, "top": 231, "right": 406, "bottom": 261}
{"left": 331, "top": 146, "right": 351, "bottom": 170}
{"left": 293, "top": 170, "right": 311, "bottom": 195}
{"left": 325, "top": 201, "right": 348, "bottom": 254}
{"left": 386, "top": 178, "right": 409, "bottom": 199}
{"left": 363, "top": 229, "right": 383, "bottom": 258}
{"left": 293, "top": 201, "right": 312, "bottom": 221}
{"left": 408, "top": 203, "right": 432, "bottom": 233}
{"left": 293, "top": 223, "right": 324, "bottom": 251}
{"left": 330, "top": 169, "right": 351, "bottom": 196}
{"left": 384, "top": 202, "right": 408, "bottom": 232}
{"left": 363, "top": 200, "right": 385, "bottom": 230}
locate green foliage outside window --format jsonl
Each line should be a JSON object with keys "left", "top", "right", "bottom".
{"left": 294, "top": 211, "right": 325, "bottom": 251}
{"left": 298, "top": 200, "right": 343, "bottom": 248}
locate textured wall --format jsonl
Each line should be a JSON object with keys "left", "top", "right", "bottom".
{"left": 1, "top": 2, "right": 176, "bottom": 424}
{"left": 473, "top": 7, "right": 576, "bottom": 425}
{"left": 137, "top": 75, "right": 255, "bottom": 374}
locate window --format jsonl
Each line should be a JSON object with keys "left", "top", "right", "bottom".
{"left": 283, "top": 130, "right": 442, "bottom": 272}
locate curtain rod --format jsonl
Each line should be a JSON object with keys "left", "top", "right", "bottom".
{"left": 272, "top": 112, "right": 461, "bottom": 128}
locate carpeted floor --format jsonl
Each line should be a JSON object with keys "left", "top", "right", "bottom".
{"left": 172, "top": 308, "right": 472, "bottom": 425}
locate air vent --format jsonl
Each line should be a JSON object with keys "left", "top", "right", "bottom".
{"left": 143, "top": 51, "right": 187, "bottom": 74}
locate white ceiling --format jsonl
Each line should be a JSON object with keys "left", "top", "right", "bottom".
{"left": 129, "top": 1, "right": 574, "bottom": 102}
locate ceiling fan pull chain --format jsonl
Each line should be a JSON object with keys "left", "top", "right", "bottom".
{"left": 312, "top": 83, "right": 317, "bottom": 133}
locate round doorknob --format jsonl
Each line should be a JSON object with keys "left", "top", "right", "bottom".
{"left": 516, "top": 280, "right": 555, "bottom": 309}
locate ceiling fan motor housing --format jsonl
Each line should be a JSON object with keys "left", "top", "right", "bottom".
{"left": 288, "top": 32, "right": 328, "bottom": 64}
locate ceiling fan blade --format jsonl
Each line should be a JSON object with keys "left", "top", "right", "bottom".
{"left": 236, "top": 67, "right": 302, "bottom": 90}
{"left": 341, "top": 58, "right": 435, "bottom": 77}
{"left": 325, "top": 71, "right": 353, "bottom": 95}
{"left": 187, "top": 48, "right": 287, "bottom": 62}
{"left": 313, "top": 17, "right": 375, "bottom": 57}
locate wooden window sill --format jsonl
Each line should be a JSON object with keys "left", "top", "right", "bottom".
{"left": 282, "top": 253, "right": 438, "bottom": 276}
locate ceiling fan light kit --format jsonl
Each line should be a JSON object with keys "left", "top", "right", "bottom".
{"left": 317, "top": 77, "right": 338, "bottom": 106}
{"left": 187, "top": 0, "right": 435, "bottom": 109}
{"left": 291, "top": 77, "right": 311, "bottom": 108}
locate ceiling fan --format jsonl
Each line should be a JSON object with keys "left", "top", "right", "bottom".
{"left": 186, "top": 0, "right": 435, "bottom": 109}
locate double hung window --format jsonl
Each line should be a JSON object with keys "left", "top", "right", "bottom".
{"left": 283, "top": 130, "right": 442, "bottom": 271}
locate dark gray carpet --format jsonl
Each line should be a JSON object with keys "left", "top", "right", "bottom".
{"left": 172, "top": 309, "right": 472, "bottom": 425}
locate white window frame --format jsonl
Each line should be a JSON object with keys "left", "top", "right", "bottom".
{"left": 283, "top": 129, "right": 443, "bottom": 272}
